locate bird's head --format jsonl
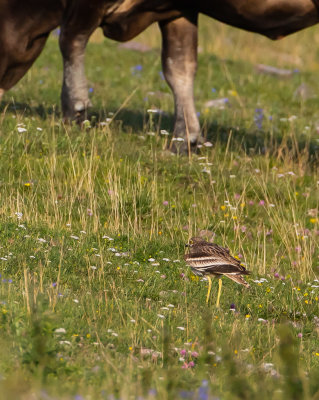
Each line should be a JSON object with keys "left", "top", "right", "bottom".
{"left": 185, "top": 237, "right": 206, "bottom": 248}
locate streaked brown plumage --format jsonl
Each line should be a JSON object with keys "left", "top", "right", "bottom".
{"left": 185, "top": 237, "right": 251, "bottom": 305}
{"left": 185, "top": 237, "right": 250, "bottom": 287}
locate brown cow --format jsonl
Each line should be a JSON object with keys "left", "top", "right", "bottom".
{"left": 0, "top": 1, "right": 63, "bottom": 98}
{"left": 1, "top": 1, "right": 319, "bottom": 150}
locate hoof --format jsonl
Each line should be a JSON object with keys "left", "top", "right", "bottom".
{"left": 169, "top": 135, "right": 204, "bottom": 154}
{"left": 74, "top": 99, "right": 92, "bottom": 112}
{"left": 62, "top": 99, "right": 92, "bottom": 124}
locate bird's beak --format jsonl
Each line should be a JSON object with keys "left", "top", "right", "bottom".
{"left": 185, "top": 243, "right": 189, "bottom": 248}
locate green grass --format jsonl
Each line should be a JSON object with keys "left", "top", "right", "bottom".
{"left": 0, "top": 17, "right": 319, "bottom": 400}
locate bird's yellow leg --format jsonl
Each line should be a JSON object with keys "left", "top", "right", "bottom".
{"left": 216, "top": 278, "right": 222, "bottom": 308}
{"left": 206, "top": 276, "right": 212, "bottom": 304}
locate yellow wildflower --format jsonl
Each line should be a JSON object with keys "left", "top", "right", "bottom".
{"left": 228, "top": 90, "right": 238, "bottom": 97}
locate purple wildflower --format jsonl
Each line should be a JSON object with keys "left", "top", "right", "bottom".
{"left": 198, "top": 380, "right": 209, "bottom": 400}
{"left": 254, "top": 108, "right": 264, "bottom": 130}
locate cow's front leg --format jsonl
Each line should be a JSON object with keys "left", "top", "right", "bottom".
{"left": 59, "top": 31, "right": 92, "bottom": 122}
{"left": 59, "top": 9, "right": 101, "bottom": 122}
{"left": 159, "top": 14, "right": 202, "bottom": 152}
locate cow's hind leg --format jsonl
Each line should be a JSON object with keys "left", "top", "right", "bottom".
{"left": 0, "top": 34, "right": 52, "bottom": 102}
{"left": 59, "top": 5, "right": 102, "bottom": 121}
{"left": 159, "top": 14, "right": 202, "bottom": 152}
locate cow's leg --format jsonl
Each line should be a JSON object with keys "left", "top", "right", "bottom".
{"left": 0, "top": 60, "right": 42, "bottom": 91}
{"left": 0, "top": 34, "right": 52, "bottom": 100}
{"left": 0, "top": 63, "right": 35, "bottom": 103}
{"left": 59, "top": 6, "right": 102, "bottom": 121}
{"left": 159, "top": 14, "right": 202, "bottom": 151}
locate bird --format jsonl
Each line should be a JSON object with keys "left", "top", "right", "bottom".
{"left": 184, "top": 237, "right": 250, "bottom": 307}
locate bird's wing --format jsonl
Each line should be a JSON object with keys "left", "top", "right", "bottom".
{"left": 185, "top": 253, "right": 231, "bottom": 267}
{"left": 185, "top": 255, "right": 243, "bottom": 274}
{"left": 185, "top": 250, "right": 249, "bottom": 275}
{"left": 185, "top": 240, "right": 250, "bottom": 276}
{"left": 191, "top": 243, "right": 235, "bottom": 261}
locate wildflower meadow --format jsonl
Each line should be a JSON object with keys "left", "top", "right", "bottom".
{"left": 0, "top": 17, "right": 319, "bottom": 400}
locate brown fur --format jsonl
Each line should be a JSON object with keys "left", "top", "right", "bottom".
{"left": 1, "top": 0, "right": 318, "bottom": 142}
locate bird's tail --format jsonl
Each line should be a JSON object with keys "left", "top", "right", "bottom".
{"left": 224, "top": 273, "right": 250, "bottom": 288}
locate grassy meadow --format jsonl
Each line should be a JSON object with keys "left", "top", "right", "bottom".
{"left": 0, "top": 15, "right": 319, "bottom": 399}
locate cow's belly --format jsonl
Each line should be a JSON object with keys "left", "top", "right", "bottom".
{"left": 100, "top": 0, "right": 319, "bottom": 41}
{"left": 197, "top": 0, "right": 319, "bottom": 39}
{"left": 101, "top": 0, "right": 181, "bottom": 41}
